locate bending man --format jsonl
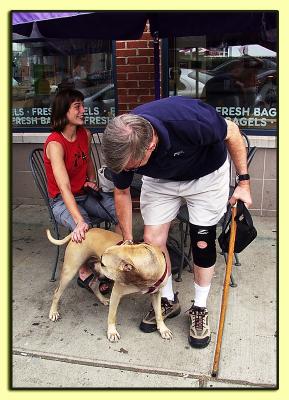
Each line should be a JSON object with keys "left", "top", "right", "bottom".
{"left": 102, "top": 96, "right": 252, "bottom": 348}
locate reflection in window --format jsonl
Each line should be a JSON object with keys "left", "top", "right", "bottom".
{"left": 12, "top": 39, "right": 115, "bottom": 130}
{"left": 168, "top": 37, "right": 277, "bottom": 131}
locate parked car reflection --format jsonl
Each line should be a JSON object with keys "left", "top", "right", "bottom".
{"left": 202, "top": 58, "right": 277, "bottom": 109}
{"left": 170, "top": 58, "right": 276, "bottom": 110}
{"left": 255, "top": 69, "right": 277, "bottom": 108}
{"left": 82, "top": 83, "right": 115, "bottom": 116}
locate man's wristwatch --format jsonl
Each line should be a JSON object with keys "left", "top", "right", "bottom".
{"left": 236, "top": 173, "right": 250, "bottom": 183}
{"left": 121, "top": 240, "right": 134, "bottom": 245}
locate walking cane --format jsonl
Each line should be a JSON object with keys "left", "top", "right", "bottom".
{"left": 212, "top": 202, "right": 238, "bottom": 377}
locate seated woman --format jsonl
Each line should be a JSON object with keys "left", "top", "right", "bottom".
{"left": 44, "top": 88, "right": 120, "bottom": 293}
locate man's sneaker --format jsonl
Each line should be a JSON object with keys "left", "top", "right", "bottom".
{"left": 139, "top": 292, "right": 181, "bottom": 333}
{"left": 188, "top": 301, "right": 211, "bottom": 348}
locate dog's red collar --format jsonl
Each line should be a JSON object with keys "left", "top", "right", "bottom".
{"left": 146, "top": 258, "right": 168, "bottom": 294}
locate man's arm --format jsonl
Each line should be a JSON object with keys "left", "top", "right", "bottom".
{"left": 114, "top": 187, "right": 133, "bottom": 241}
{"left": 224, "top": 120, "right": 252, "bottom": 208}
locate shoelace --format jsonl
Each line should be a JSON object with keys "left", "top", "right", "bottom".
{"left": 146, "top": 302, "right": 169, "bottom": 318}
{"left": 161, "top": 291, "right": 178, "bottom": 311}
{"left": 189, "top": 307, "right": 207, "bottom": 330}
{"left": 161, "top": 298, "right": 173, "bottom": 312}
{"left": 147, "top": 292, "right": 178, "bottom": 315}
{"left": 147, "top": 298, "right": 173, "bottom": 315}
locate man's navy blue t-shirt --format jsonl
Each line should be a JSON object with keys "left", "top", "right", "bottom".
{"left": 111, "top": 96, "right": 228, "bottom": 190}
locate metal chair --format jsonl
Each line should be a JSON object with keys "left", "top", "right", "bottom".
{"left": 91, "top": 132, "right": 142, "bottom": 211}
{"left": 171, "top": 131, "right": 257, "bottom": 284}
{"left": 29, "top": 148, "right": 111, "bottom": 282}
{"left": 91, "top": 132, "right": 103, "bottom": 187}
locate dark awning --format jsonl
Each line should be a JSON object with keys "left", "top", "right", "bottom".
{"left": 12, "top": 11, "right": 149, "bottom": 40}
{"left": 148, "top": 11, "right": 276, "bottom": 46}
{"left": 12, "top": 11, "right": 277, "bottom": 101}
{"left": 12, "top": 10, "right": 277, "bottom": 48}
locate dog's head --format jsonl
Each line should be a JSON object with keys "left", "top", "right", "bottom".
{"left": 100, "top": 243, "right": 166, "bottom": 288}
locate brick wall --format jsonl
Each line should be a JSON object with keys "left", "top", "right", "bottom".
{"left": 115, "top": 26, "right": 159, "bottom": 113}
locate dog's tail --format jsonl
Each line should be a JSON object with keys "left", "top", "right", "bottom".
{"left": 46, "top": 229, "right": 72, "bottom": 246}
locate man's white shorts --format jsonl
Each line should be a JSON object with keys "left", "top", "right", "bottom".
{"left": 140, "top": 159, "right": 230, "bottom": 226}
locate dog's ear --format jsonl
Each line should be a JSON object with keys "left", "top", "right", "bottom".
{"left": 120, "top": 263, "right": 133, "bottom": 272}
{"left": 119, "top": 259, "right": 135, "bottom": 272}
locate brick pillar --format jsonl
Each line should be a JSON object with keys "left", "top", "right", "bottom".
{"left": 115, "top": 25, "right": 159, "bottom": 113}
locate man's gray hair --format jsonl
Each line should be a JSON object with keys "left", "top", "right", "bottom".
{"left": 102, "top": 114, "right": 153, "bottom": 173}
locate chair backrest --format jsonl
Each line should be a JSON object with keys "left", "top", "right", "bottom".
{"left": 241, "top": 131, "right": 257, "bottom": 168}
{"left": 29, "top": 148, "right": 50, "bottom": 206}
{"left": 229, "top": 131, "right": 257, "bottom": 185}
{"left": 91, "top": 132, "right": 103, "bottom": 187}
{"left": 29, "top": 148, "right": 60, "bottom": 227}
{"left": 90, "top": 132, "right": 142, "bottom": 211}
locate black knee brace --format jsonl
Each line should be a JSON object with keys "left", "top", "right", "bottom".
{"left": 190, "top": 224, "right": 217, "bottom": 268}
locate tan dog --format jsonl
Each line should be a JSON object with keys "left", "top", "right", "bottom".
{"left": 47, "top": 227, "right": 172, "bottom": 342}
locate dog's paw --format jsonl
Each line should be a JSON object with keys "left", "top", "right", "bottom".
{"left": 100, "top": 297, "right": 110, "bottom": 306}
{"left": 159, "top": 327, "right": 173, "bottom": 340}
{"left": 49, "top": 310, "right": 61, "bottom": 322}
{"left": 107, "top": 326, "right": 121, "bottom": 342}
{"left": 107, "top": 332, "right": 121, "bottom": 342}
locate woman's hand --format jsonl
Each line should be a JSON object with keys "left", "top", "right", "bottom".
{"left": 71, "top": 220, "right": 89, "bottom": 243}
{"left": 84, "top": 180, "right": 99, "bottom": 191}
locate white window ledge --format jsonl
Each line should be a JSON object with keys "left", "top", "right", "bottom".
{"left": 13, "top": 132, "right": 104, "bottom": 144}
{"left": 248, "top": 135, "right": 277, "bottom": 149}
{"left": 12, "top": 132, "right": 276, "bottom": 148}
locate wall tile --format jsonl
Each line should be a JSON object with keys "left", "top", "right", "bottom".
{"left": 249, "top": 209, "right": 262, "bottom": 216}
{"left": 264, "top": 148, "right": 277, "bottom": 179}
{"left": 13, "top": 170, "right": 41, "bottom": 200}
{"left": 261, "top": 209, "right": 278, "bottom": 217}
{"left": 13, "top": 143, "right": 39, "bottom": 171}
{"left": 248, "top": 148, "right": 265, "bottom": 180}
{"left": 262, "top": 180, "right": 277, "bottom": 211}
{"left": 250, "top": 178, "right": 263, "bottom": 211}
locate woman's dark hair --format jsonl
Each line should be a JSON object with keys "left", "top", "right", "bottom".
{"left": 51, "top": 89, "right": 84, "bottom": 132}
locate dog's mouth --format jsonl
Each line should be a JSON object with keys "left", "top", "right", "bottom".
{"left": 100, "top": 256, "right": 107, "bottom": 269}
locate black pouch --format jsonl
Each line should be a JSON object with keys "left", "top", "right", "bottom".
{"left": 218, "top": 201, "right": 257, "bottom": 253}
{"left": 83, "top": 185, "right": 103, "bottom": 201}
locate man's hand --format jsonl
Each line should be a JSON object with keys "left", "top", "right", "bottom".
{"left": 72, "top": 220, "right": 89, "bottom": 243}
{"left": 229, "top": 183, "right": 252, "bottom": 208}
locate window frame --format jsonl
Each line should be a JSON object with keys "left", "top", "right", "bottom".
{"left": 161, "top": 38, "right": 277, "bottom": 137}
{"left": 11, "top": 40, "right": 118, "bottom": 134}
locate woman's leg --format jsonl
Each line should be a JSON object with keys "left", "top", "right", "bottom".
{"left": 82, "top": 192, "right": 120, "bottom": 233}
{"left": 51, "top": 195, "right": 100, "bottom": 289}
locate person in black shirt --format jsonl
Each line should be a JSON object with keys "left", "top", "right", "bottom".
{"left": 102, "top": 96, "right": 252, "bottom": 348}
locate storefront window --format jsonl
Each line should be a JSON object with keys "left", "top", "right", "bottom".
{"left": 12, "top": 39, "right": 115, "bottom": 131}
{"left": 168, "top": 37, "right": 277, "bottom": 133}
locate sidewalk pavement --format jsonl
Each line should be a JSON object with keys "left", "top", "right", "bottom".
{"left": 12, "top": 204, "right": 277, "bottom": 389}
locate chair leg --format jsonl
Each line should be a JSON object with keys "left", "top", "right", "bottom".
{"left": 49, "top": 221, "right": 60, "bottom": 282}
{"left": 234, "top": 253, "right": 241, "bottom": 266}
{"left": 230, "top": 254, "right": 240, "bottom": 286}
{"left": 187, "top": 243, "right": 193, "bottom": 272}
{"left": 230, "top": 273, "right": 238, "bottom": 288}
{"left": 223, "top": 253, "right": 238, "bottom": 288}
{"left": 184, "top": 222, "right": 190, "bottom": 247}
{"left": 105, "top": 221, "right": 111, "bottom": 230}
{"left": 50, "top": 246, "right": 59, "bottom": 282}
{"left": 175, "top": 222, "right": 185, "bottom": 282}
